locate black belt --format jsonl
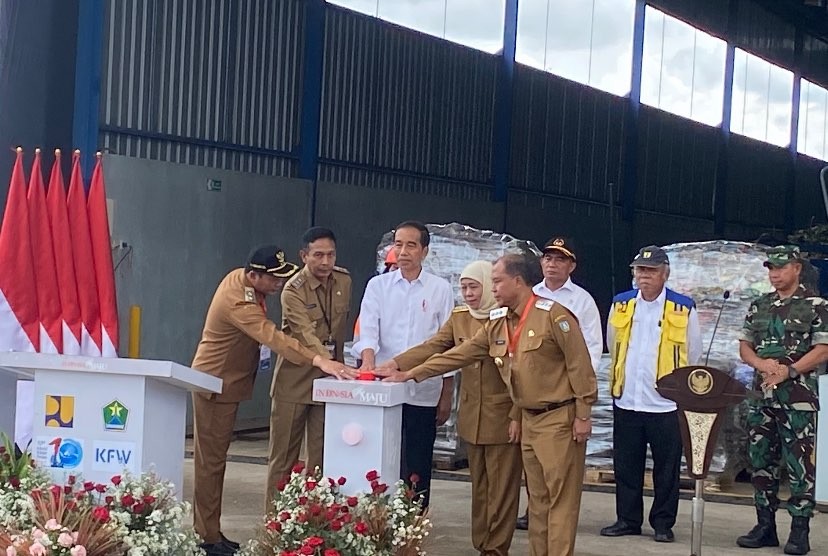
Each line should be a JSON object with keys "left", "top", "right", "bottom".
{"left": 524, "top": 398, "right": 575, "bottom": 416}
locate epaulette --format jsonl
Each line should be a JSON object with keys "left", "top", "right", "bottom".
{"left": 243, "top": 286, "right": 256, "bottom": 303}
{"left": 289, "top": 274, "right": 306, "bottom": 289}
{"left": 333, "top": 266, "right": 350, "bottom": 274}
{"left": 535, "top": 299, "right": 554, "bottom": 311}
{"left": 452, "top": 306, "right": 469, "bottom": 313}
{"left": 489, "top": 307, "right": 508, "bottom": 320}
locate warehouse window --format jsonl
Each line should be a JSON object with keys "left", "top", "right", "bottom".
{"left": 640, "top": 7, "right": 726, "bottom": 126}
{"left": 731, "top": 48, "right": 794, "bottom": 148}
{"left": 516, "top": 0, "right": 636, "bottom": 96}
{"left": 327, "top": 0, "right": 506, "bottom": 54}
{"left": 798, "top": 79, "right": 828, "bottom": 161}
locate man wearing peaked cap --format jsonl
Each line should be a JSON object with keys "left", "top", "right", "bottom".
{"left": 736, "top": 245, "right": 828, "bottom": 554}
{"left": 190, "top": 244, "right": 357, "bottom": 556}
{"left": 601, "top": 245, "right": 701, "bottom": 544}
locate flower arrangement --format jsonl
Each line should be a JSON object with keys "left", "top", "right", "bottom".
{"left": 0, "top": 436, "right": 203, "bottom": 556}
{"left": 241, "top": 465, "right": 430, "bottom": 556}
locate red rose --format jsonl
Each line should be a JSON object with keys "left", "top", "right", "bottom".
{"left": 346, "top": 496, "right": 358, "bottom": 507}
{"left": 132, "top": 502, "right": 146, "bottom": 514}
{"left": 365, "top": 470, "right": 379, "bottom": 482}
{"left": 111, "top": 475, "right": 121, "bottom": 486}
{"left": 372, "top": 483, "right": 388, "bottom": 495}
{"left": 279, "top": 511, "right": 291, "bottom": 522}
{"left": 64, "top": 485, "right": 73, "bottom": 495}
{"left": 296, "top": 512, "right": 308, "bottom": 523}
{"left": 299, "top": 546, "right": 314, "bottom": 556}
{"left": 355, "top": 521, "right": 369, "bottom": 535}
{"left": 298, "top": 496, "right": 308, "bottom": 505}
{"left": 292, "top": 462, "right": 305, "bottom": 474}
{"left": 310, "top": 503, "right": 322, "bottom": 516}
{"left": 142, "top": 495, "right": 156, "bottom": 505}
{"left": 341, "top": 513, "right": 352, "bottom": 524}
{"left": 121, "top": 494, "right": 135, "bottom": 506}
{"left": 305, "top": 480, "right": 317, "bottom": 491}
{"left": 9, "top": 477, "right": 20, "bottom": 489}
{"left": 92, "top": 506, "right": 110, "bottom": 522}
{"left": 83, "top": 481, "right": 94, "bottom": 492}
{"left": 277, "top": 478, "right": 288, "bottom": 492}
{"left": 324, "top": 550, "right": 341, "bottom": 556}
{"left": 337, "top": 477, "right": 346, "bottom": 486}
{"left": 75, "top": 492, "right": 86, "bottom": 501}
{"left": 105, "top": 496, "right": 114, "bottom": 505}
{"left": 66, "top": 501, "right": 78, "bottom": 511}
{"left": 409, "top": 473, "right": 420, "bottom": 484}
{"left": 67, "top": 475, "right": 76, "bottom": 485}
{"left": 307, "top": 537, "right": 324, "bottom": 547}
{"left": 95, "top": 483, "right": 106, "bottom": 493}
{"left": 370, "top": 480, "right": 379, "bottom": 489}
{"left": 266, "top": 520, "right": 281, "bottom": 532}
{"left": 330, "top": 520, "right": 342, "bottom": 531}
{"left": 325, "top": 509, "right": 338, "bottom": 520}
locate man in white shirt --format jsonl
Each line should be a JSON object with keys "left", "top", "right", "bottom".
{"left": 600, "top": 246, "right": 701, "bottom": 543}
{"left": 515, "top": 237, "right": 604, "bottom": 530}
{"left": 352, "top": 221, "right": 455, "bottom": 508}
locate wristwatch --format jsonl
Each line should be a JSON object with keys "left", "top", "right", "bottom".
{"left": 787, "top": 365, "right": 799, "bottom": 380}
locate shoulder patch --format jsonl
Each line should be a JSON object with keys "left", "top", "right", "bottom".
{"left": 489, "top": 307, "right": 508, "bottom": 320}
{"left": 535, "top": 299, "right": 554, "bottom": 311}
{"left": 333, "top": 265, "right": 350, "bottom": 274}
{"left": 452, "top": 306, "right": 470, "bottom": 313}
{"left": 244, "top": 286, "right": 256, "bottom": 303}
{"left": 289, "top": 275, "right": 306, "bottom": 289}
{"left": 558, "top": 320, "right": 570, "bottom": 333}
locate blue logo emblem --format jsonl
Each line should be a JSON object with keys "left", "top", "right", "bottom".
{"left": 48, "top": 438, "right": 83, "bottom": 469}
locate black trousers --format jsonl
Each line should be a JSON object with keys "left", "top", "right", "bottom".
{"left": 401, "top": 403, "right": 437, "bottom": 509}
{"left": 612, "top": 405, "right": 682, "bottom": 531}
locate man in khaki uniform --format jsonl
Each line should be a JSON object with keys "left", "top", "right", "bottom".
{"left": 379, "top": 254, "right": 597, "bottom": 556}
{"left": 379, "top": 260, "right": 522, "bottom": 556}
{"left": 191, "top": 245, "right": 356, "bottom": 556}
{"left": 266, "top": 227, "right": 352, "bottom": 504}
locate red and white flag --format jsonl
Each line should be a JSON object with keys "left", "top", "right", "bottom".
{"left": 88, "top": 155, "right": 118, "bottom": 357}
{"left": 46, "top": 150, "right": 82, "bottom": 355}
{"left": 0, "top": 148, "right": 39, "bottom": 353}
{"left": 66, "top": 151, "right": 101, "bottom": 356}
{"left": 27, "top": 150, "right": 61, "bottom": 354}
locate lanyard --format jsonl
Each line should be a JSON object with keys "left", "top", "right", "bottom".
{"left": 507, "top": 295, "right": 536, "bottom": 357}
{"left": 315, "top": 281, "right": 334, "bottom": 340}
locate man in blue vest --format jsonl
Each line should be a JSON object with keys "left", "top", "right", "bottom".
{"left": 600, "top": 245, "right": 701, "bottom": 543}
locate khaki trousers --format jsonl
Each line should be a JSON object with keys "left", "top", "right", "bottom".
{"left": 192, "top": 394, "right": 239, "bottom": 544}
{"left": 522, "top": 404, "right": 586, "bottom": 556}
{"left": 467, "top": 442, "right": 523, "bottom": 556}
{"left": 265, "top": 400, "right": 325, "bottom": 507}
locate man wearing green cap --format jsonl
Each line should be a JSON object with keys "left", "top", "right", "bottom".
{"left": 736, "top": 245, "right": 828, "bottom": 555}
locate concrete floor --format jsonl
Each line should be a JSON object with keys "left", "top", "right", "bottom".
{"left": 182, "top": 460, "right": 825, "bottom": 555}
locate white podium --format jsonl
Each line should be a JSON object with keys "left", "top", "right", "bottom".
{"left": 817, "top": 374, "right": 828, "bottom": 503}
{"left": 312, "top": 378, "right": 414, "bottom": 495}
{"left": 0, "top": 353, "right": 221, "bottom": 496}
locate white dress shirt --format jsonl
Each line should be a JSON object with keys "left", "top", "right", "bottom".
{"left": 533, "top": 278, "right": 603, "bottom": 372}
{"left": 608, "top": 288, "right": 702, "bottom": 413}
{"left": 352, "top": 268, "right": 455, "bottom": 406}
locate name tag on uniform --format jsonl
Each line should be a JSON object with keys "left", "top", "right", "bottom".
{"left": 490, "top": 307, "right": 508, "bottom": 320}
{"left": 258, "top": 345, "right": 272, "bottom": 372}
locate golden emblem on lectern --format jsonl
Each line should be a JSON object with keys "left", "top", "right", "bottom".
{"left": 688, "top": 368, "right": 713, "bottom": 396}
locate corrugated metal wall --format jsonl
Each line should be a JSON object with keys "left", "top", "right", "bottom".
{"left": 510, "top": 66, "right": 626, "bottom": 211}
{"left": 317, "top": 6, "right": 496, "bottom": 202}
{"left": 99, "top": 0, "right": 304, "bottom": 176}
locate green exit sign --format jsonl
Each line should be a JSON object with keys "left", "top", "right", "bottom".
{"left": 207, "top": 179, "right": 222, "bottom": 192}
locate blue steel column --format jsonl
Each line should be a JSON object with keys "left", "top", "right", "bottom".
{"left": 492, "top": 0, "right": 519, "bottom": 204}
{"left": 299, "top": 0, "right": 326, "bottom": 224}
{"left": 713, "top": 0, "right": 738, "bottom": 234}
{"left": 72, "top": 0, "right": 105, "bottom": 182}
{"left": 785, "top": 28, "right": 804, "bottom": 232}
{"left": 620, "top": 0, "right": 645, "bottom": 222}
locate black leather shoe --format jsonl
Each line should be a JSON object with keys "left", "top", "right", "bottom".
{"left": 220, "top": 532, "right": 240, "bottom": 550}
{"left": 516, "top": 512, "right": 529, "bottom": 531}
{"left": 600, "top": 521, "right": 642, "bottom": 537}
{"left": 199, "top": 542, "right": 235, "bottom": 556}
{"left": 654, "top": 529, "right": 675, "bottom": 543}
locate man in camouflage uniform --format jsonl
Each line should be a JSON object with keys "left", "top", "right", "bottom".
{"left": 736, "top": 246, "right": 828, "bottom": 555}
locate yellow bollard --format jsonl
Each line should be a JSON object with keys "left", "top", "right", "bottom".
{"left": 128, "top": 305, "right": 142, "bottom": 358}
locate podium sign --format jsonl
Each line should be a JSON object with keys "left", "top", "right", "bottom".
{"left": 0, "top": 353, "right": 221, "bottom": 497}
{"left": 656, "top": 365, "right": 747, "bottom": 479}
{"left": 313, "top": 378, "right": 414, "bottom": 495}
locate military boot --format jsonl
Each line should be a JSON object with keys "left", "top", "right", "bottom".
{"left": 783, "top": 516, "right": 810, "bottom": 555}
{"left": 736, "top": 507, "right": 779, "bottom": 548}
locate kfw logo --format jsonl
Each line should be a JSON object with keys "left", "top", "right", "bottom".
{"left": 95, "top": 447, "right": 132, "bottom": 466}
{"left": 92, "top": 441, "right": 137, "bottom": 473}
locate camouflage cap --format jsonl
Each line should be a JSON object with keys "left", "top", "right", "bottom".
{"left": 763, "top": 245, "right": 802, "bottom": 268}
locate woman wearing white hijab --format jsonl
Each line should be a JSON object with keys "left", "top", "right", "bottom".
{"left": 387, "top": 260, "right": 523, "bottom": 556}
